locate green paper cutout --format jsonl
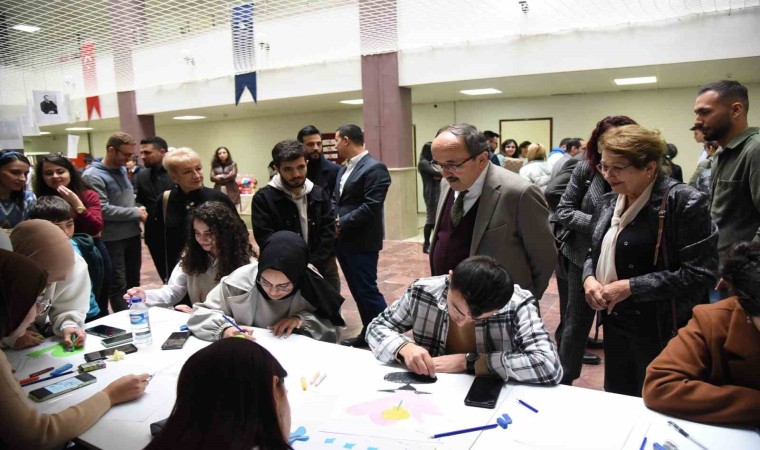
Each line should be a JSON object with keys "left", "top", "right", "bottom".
{"left": 27, "top": 342, "right": 85, "bottom": 358}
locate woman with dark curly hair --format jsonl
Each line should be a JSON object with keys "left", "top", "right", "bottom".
{"left": 210, "top": 146, "right": 240, "bottom": 207}
{"left": 125, "top": 201, "right": 253, "bottom": 312}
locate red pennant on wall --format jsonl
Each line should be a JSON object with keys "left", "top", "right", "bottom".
{"left": 86, "top": 96, "right": 102, "bottom": 120}
{"left": 81, "top": 41, "right": 101, "bottom": 120}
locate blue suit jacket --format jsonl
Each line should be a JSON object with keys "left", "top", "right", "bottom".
{"left": 333, "top": 154, "right": 391, "bottom": 252}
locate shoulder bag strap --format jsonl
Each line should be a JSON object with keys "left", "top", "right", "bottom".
{"left": 162, "top": 190, "right": 171, "bottom": 283}
{"left": 653, "top": 184, "right": 679, "bottom": 336}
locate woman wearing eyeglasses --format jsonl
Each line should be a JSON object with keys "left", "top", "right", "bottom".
{"left": 582, "top": 124, "right": 718, "bottom": 397}
{"left": 188, "top": 230, "right": 345, "bottom": 343}
{"left": 0, "top": 150, "right": 36, "bottom": 230}
{"left": 0, "top": 249, "right": 149, "bottom": 449}
{"left": 124, "top": 202, "right": 253, "bottom": 312}
{"left": 3, "top": 220, "right": 92, "bottom": 351}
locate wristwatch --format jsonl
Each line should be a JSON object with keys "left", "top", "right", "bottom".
{"left": 465, "top": 352, "right": 479, "bottom": 374}
{"left": 75, "top": 205, "right": 86, "bottom": 214}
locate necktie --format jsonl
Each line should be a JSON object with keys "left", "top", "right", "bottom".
{"left": 451, "top": 190, "right": 468, "bottom": 227}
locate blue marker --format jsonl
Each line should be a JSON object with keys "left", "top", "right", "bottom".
{"left": 222, "top": 315, "right": 246, "bottom": 334}
{"left": 50, "top": 363, "right": 73, "bottom": 377}
{"left": 517, "top": 399, "right": 539, "bottom": 413}
{"left": 639, "top": 436, "right": 647, "bottom": 450}
{"left": 432, "top": 423, "right": 498, "bottom": 438}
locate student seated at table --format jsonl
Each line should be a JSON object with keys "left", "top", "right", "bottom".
{"left": 29, "top": 196, "right": 102, "bottom": 321}
{"left": 2, "top": 219, "right": 90, "bottom": 351}
{"left": 367, "top": 255, "right": 562, "bottom": 383}
{"left": 188, "top": 230, "right": 345, "bottom": 342}
{"left": 124, "top": 201, "right": 253, "bottom": 313}
{"left": 0, "top": 249, "right": 150, "bottom": 449}
{"left": 144, "top": 338, "right": 291, "bottom": 450}
{"left": 643, "top": 241, "right": 760, "bottom": 427}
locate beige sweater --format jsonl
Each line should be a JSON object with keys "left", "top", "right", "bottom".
{"left": 0, "top": 351, "right": 111, "bottom": 449}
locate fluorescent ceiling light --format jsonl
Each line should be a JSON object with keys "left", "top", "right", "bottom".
{"left": 65, "top": 127, "right": 93, "bottom": 131}
{"left": 460, "top": 88, "right": 502, "bottom": 96}
{"left": 173, "top": 115, "right": 206, "bottom": 120}
{"left": 614, "top": 76, "right": 657, "bottom": 86}
{"left": 39, "top": 131, "right": 51, "bottom": 135}
{"left": 12, "top": 24, "right": 40, "bottom": 33}
{"left": 340, "top": 99, "right": 363, "bottom": 105}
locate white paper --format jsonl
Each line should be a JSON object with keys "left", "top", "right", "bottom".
{"left": 67, "top": 134, "right": 80, "bottom": 158}
{"left": 104, "top": 374, "right": 176, "bottom": 422}
{"left": 0, "top": 118, "right": 23, "bottom": 150}
{"left": 33, "top": 90, "right": 68, "bottom": 125}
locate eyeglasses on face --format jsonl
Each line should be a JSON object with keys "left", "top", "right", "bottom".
{"left": 257, "top": 277, "right": 293, "bottom": 293}
{"left": 431, "top": 153, "right": 479, "bottom": 172}
{"left": 596, "top": 163, "right": 633, "bottom": 176}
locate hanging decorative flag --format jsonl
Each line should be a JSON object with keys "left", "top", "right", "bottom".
{"left": 231, "top": 3, "right": 256, "bottom": 104}
{"left": 235, "top": 72, "right": 257, "bottom": 105}
{"left": 81, "top": 41, "right": 101, "bottom": 119}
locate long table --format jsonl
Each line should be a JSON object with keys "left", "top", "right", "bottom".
{"left": 5, "top": 307, "right": 759, "bottom": 450}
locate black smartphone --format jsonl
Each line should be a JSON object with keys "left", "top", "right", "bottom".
{"left": 464, "top": 376, "right": 504, "bottom": 409}
{"left": 85, "top": 325, "right": 127, "bottom": 338}
{"left": 101, "top": 333, "right": 133, "bottom": 348}
{"left": 84, "top": 343, "right": 138, "bottom": 362}
{"left": 28, "top": 373, "right": 97, "bottom": 402}
{"left": 161, "top": 331, "right": 190, "bottom": 350}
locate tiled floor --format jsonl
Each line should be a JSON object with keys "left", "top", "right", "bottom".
{"left": 139, "top": 235, "right": 605, "bottom": 391}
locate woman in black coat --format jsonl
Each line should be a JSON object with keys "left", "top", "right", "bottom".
{"left": 583, "top": 124, "right": 718, "bottom": 397}
{"left": 417, "top": 142, "right": 441, "bottom": 254}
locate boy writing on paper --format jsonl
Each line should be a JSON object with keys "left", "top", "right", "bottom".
{"left": 367, "top": 256, "right": 562, "bottom": 384}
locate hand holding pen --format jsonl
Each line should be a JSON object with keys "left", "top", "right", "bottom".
{"left": 222, "top": 315, "right": 255, "bottom": 340}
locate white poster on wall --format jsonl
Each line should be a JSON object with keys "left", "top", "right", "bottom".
{"left": 67, "top": 134, "right": 80, "bottom": 158}
{"left": 0, "top": 118, "right": 24, "bottom": 150}
{"left": 33, "top": 90, "right": 69, "bottom": 125}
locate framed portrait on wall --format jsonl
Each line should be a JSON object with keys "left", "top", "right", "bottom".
{"left": 33, "top": 90, "right": 69, "bottom": 125}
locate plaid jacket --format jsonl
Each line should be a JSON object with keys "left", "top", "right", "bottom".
{"left": 367, "top": 275, "right": 562, "bottom": 384}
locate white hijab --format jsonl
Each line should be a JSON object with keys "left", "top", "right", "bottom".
{"left": 596, "top": 179, "right": 656, "bottom": 285}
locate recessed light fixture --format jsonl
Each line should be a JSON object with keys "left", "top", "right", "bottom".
{"left": 339, "top": 99, "right": 363, "bottom": 105}
{"left": 613, "top": 76, "right": 657, "bottom": 86}
{"left": 12, "top": 24, "right": 40, "bottom": 33}
{"left": 39, "top": 131, "right": 51, "bottom": 135}
{"left": 460, "top": 88, "right": 502, "bottom": 96}
{"left": 65, "top": 127, "right": 93, "bottom": 131}
{"left": 173, "top": 115, "right": 206, "bottom": 120}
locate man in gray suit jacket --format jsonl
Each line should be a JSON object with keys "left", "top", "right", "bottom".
{"left": 429, "top": 123, "right": 556, "bottom": 299}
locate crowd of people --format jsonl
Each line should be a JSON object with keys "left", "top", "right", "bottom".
{"left": 0, "top": 79, "right": 758, "bottom": 448}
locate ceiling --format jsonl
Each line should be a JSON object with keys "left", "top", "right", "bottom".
{"left": 38, "top": 56, "right": 760, "bottom": 136}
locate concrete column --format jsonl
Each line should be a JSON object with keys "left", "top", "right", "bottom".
{"left": 116, "top": 91, "right": 154, "bottom": 145}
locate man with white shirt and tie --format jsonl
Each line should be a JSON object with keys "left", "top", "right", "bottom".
{"left": 332, "top": 124, "right": 392, "bottom": 347}
{"left": 429, "top": 123, "right": 556, "bottom": 300}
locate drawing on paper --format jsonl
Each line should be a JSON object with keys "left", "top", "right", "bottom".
{"left": 27, "top": 342, "right": 85, "bottom": 358}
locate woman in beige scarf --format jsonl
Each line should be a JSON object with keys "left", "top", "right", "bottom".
{"left": 582, "top": 125, "right": 718, "bottom": 397}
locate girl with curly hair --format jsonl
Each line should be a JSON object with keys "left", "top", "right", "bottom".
{"left": 124, "top": 201, "right": 253, "bottom": 313}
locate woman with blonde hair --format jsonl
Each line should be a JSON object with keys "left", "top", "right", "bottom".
{"left": 519, "top": 143, "right": 552, "bottom": 189}
{"left": 150, "top": 148, "right": 240, "bottom": 285}
{"left": 583, "top": 124, "right": 718, "bottom": 396}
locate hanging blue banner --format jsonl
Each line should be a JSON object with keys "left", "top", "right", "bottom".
{"left": 231, "top": 3, "right": 256, "bottom": 104}
{"left": 235, "top": 71, "right": 257, "bottom": 105}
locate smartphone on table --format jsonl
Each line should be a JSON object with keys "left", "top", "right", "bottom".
{"left": 161, "top": 331, "right": 190, "bottom": 350}
{"left": 28, "top": 373, "right": 97, "bottom": 402}
{"left": 464, "top": 376, "right": 504, "bottom": 409}
{"left": 85, "top": 325, "right": 127, "bottom": 338}
{"left": 84, "top": 343, "right": 138, "bottom": 362}
{"left": 101, "top": 333, "right": 133, "bottom": 348}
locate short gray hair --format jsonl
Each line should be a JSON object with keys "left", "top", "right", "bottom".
{"left": 435, "top": 123, "right": 489, "bottom": 157}
{"left": 163, "top": 147, "right": 201, "bottom": 174}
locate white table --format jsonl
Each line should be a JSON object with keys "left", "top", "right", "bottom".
{"left": 5, "top": 308, "right": 759, "bottom": 450}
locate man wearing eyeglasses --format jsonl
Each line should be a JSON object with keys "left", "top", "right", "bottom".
{"left": 429, "top": 124, "right": 556, "bottom": 301}
{"left": 83, "top": 132, "right": 148, "bottom": 313}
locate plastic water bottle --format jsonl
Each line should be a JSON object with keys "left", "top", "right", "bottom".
{"left": 129, "top": 296, "right": 152, "bottom": 346}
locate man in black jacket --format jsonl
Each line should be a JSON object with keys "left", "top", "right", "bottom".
{"left": 134, "top": 136, "right": 174, "bottom": 281}
{"left": 252, "top": 140, "right": 340, "bottom": 292}
{"left": 333, "top": 124, "right": 392, "bottom": 347}
{"left": 298, "top": 125, "right": 341, "bottom": 199}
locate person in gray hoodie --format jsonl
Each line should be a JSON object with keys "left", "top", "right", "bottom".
{"left": 83, "top": 132, "right": 147, "bottom": 312}
{"left": 252, "top": 140, "right": 339, "bottom": 293}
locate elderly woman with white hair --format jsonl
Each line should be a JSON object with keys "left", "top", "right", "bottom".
{"left": 150, "top": 147, "right": 241, "bottom": 285}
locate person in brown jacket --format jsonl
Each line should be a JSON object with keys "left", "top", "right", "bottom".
{"left": 643, "top": 241, "right": 760, "bottom": 427}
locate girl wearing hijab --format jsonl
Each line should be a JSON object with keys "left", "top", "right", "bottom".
{"left": 124, "top": 201, "right": 253, "bottom": 312}
{"left": 3, "top": 220, "right": 90, "bottom": 350}
{"left": 188, "top": 230, "right": 345, "bottom": 343}
{"left": 0, "top": 249, "right": 150, "bottom": 449}
{"left": 144, "top": 338, "right": 291, "bottom": 450}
